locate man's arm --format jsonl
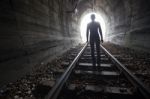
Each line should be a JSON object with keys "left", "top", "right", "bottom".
{"left": 86, "top": 24, "right": 89, "bottom": 42}
{"left": 98, "top": 23, "right": 103, "bottom": 42}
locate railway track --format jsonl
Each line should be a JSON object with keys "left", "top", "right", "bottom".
{"left": 45, "top": 43, "right": 150, "bottom": 99}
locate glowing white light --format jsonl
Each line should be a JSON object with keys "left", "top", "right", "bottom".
{"left": 80, "top": 13, "right": 106, "bottom": 42}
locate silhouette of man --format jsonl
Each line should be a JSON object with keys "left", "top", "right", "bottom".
{"left": 86, "top": 14, "right": 103, "bottom": 67}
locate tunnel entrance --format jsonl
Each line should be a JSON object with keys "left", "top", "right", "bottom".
{"left": 80, "top": 12, "right": 106, "bottom": 42}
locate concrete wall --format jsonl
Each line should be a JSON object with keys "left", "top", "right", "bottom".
{"left": 0, "top": 0, "right": 81, "bottom": 86}
{"left": 103, "top": 0, "right": 150, "bottom": 52}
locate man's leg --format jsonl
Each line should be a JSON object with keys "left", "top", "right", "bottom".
{"left": 90, "top": 42, "right": 96, "bottom": 67}
{"left": 96, "top": 40, "right": 100, "bottom": 66}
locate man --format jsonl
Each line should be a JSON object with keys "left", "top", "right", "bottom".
{"left": 86, "top": 14, "right": 103, "bottom": 67}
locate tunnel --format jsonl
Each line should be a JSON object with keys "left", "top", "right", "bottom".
{"left": 0, "top": 0, "right": 150, "bottom": 98}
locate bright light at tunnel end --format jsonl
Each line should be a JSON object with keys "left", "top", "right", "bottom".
{"left": 80, "top": 12, "right": 106, "bottom": 42}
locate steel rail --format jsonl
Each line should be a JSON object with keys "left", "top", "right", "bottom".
{"left": 45, "top": 43, "right": 88, "bottom": 99}
{"left": 100, "top": 45, "right": 150, "bottom": 99}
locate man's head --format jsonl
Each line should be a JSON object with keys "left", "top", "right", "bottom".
{"left": 91, "top": 14, "right": 95, "bottom": 21}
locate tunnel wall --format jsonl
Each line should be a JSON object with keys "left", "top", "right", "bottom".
{"left": 106, "top": 0, "right": 150, "bottom": 52}
{"left": 0, "top": 0, "right": 81, "bottom": 86}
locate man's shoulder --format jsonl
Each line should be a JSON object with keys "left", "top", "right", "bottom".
{"left": 95, "top": 21, "right": 100, "bottom": 25}
{"left": 87, "top": 22, "right": 91, "bottom": 25}
{"left": 88, "top": 21, "right": 100, "bottom": 24}
{"left": 88, "top": 21, "right": 100, "bottom": 27}
{"left": 87, "top": 22, "right": 92, "bottom": 27}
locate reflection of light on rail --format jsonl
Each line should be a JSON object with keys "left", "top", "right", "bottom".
{"left": 80, "top": 13, "right": 106, "bottom": 42}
